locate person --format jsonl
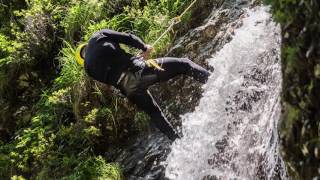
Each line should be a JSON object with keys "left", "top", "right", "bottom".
{"left": 75, "top": 29, "right": 211, "bottom": 141}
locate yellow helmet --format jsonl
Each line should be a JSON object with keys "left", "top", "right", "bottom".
{"left": 75, "top": 43, "right": 87, "bottom": 67}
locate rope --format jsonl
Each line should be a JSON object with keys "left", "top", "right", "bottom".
{"left": 177, "top": 0, "right": 199, "bottom": 22}
{"left": 152, "top": 0, "right": 198, "bottom": 47}
{"left": 151, "top": 20, "right": 177, "bottom": 47}
{"left": 140, "top": 0, "right": 198, "bottom": 71}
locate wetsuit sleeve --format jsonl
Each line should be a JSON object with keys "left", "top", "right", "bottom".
{"left": 101, "top": 29, "right": 148, "bottom": 51}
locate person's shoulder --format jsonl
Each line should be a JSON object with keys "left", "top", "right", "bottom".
{"left": 99, "top": 28, "right": 116, "bottom": 34}
{"left": 91, "top": 29, "right": 112, "bottom": 36}
{"left": 90, "top": 29, "right": 111, "bottom": 39}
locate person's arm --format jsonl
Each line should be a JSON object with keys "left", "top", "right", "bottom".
{"left": 101, "top": 29, "right": 148, "bottom": 51}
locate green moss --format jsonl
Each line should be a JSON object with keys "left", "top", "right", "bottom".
{"left": 11, "top": 175, "right": 26, "bottom": 180}
{"left": 61, "top": 156, "right": 122, "bottom": 180}
{"left": 267, "top": 0, "right": 320, "bottom": 178}
{"left": 61, "top": 1, "right": 104, "bottom": 42}
{"left": 134, "top": 112, "right": 150, "bottom": 131}
{"left": 54, "top": 41, "right": 84, "bottom": 89}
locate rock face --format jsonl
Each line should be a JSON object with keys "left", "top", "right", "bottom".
{"left": 114, "top": 0, "right": 262, "bottom": 179}
{"left": 113, "top": 132, "right": 171, "bottom": 180}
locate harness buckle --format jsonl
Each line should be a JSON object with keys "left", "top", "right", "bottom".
{"left": 116, "top": 72, "right": 126, "bottom": 85}
{"left": 146, "top": 59, "right": 165, "bottom": 71}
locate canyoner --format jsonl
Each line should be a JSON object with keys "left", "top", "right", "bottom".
{"left": 74, "top": 28, "right": 210, "bottom": 141}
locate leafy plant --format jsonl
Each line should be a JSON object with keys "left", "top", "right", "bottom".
{"left": 0, "top": 0, "right": 193, "bottom": 179}
{"left": 266, "top": 0, "right": 320, "bottom": 178}
{"left": 54, "top": 41, "right": 84, "bottom": 89}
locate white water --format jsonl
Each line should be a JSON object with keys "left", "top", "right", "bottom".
{"left": 165, "top": 6, "right": 287, "bottom": 180}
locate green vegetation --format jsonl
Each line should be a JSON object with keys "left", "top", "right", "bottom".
{"left": 266, "top": 0, "right": 320, "bottom": 179}
{"left": 0, "top": 0, "right": 193, "bottom": 179}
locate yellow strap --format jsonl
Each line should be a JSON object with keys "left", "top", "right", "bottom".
{"left": 146, "top": 59, "right": 165, "bottom": 71}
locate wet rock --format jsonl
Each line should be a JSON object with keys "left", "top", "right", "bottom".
{"left": 112, "top": 131, "right": 171, "bottom": 179}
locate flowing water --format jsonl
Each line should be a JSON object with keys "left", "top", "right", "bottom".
{"left": 165, "top": 6, "right": 288, "bottom": 180}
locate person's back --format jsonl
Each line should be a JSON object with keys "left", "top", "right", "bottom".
{"left": 84, "top": 29, "right": 148, "bottom": 85}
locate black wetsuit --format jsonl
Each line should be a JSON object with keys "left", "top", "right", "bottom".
{"left": 84, "top": 29, "right": 210, "bottom": 140}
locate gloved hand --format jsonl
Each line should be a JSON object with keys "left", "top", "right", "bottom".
{"left": 139, "top": 44, "right": 153, "bottom": 59}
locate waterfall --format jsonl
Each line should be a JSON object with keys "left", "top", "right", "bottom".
{"left": 165, "top": 6, "right": 288, "bottom": 180}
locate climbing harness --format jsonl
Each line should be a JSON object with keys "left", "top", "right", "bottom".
{"left": 116, "top": 59, "right": 163, "bottom": 85}
{"left": 146, "top": 59, "right": 165, "bottom": 71}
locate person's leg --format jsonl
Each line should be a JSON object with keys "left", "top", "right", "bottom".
{"left": 139, "top": 57, "right": 211, "bottom": 89}
{"left": 128, "top": 89, "right": 180, "bottom": 141}
{"left": 119, "top": 57, "right": 210, "bottom": 140}
{"left": 158, "top": 57, "right": 211, "bottom": 83}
